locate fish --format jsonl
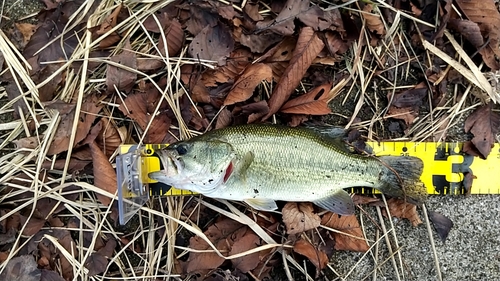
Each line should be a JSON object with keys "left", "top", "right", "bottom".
{"left": 148, "top": 124, "right": 426, "bottom": 215}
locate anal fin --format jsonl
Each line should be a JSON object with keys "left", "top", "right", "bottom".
{"left": 313, "top": 189, "right": 355, "bottom": 215}
{"left": 244, "top": 198, "right": 278, "bottom": 211}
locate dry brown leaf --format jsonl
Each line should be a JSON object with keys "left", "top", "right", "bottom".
{"left": 181, "top": 65, "right": 211, "bottom": 103}
{"left": 362, "top": 4, "right": 386, "bottom": 36}
{"left": 89, "top": 141, "right": 116, "bottom": 206}
{"left": 428, "top": 211, "right": 454, "bottom": 242}
{"left": 241, "top": 100, "right": 270, "bottom": 124}
{"left": 189, "top": 24, "right": 235, "bottom": 66}
{"left": 243, "top": 3, "right": 263, "bottom": 21}
{"left": 20, "top": 216, "right": 46, "bottom": 236}
{"left": 256, "top": 0, "right": 310, "bottom": 35}
{"left": 324, "top": 31, "right": 349, "bottom": 55}
{"left": 106, "top": 40, "right": 137, "bottom": 94}
{"left": 321, "top": 213, "right": 369, "bottom": 252}
{"left": 282, "top": 202, "right": 320, "bottom": 235}
{"left": 186, "top": 5, "right": 218, "bottom": 36}
{"left": 280, "top": 83, "right": 333, "bottom": 115}
{"left": 85, "top": 239, "right": 117, "bottom": 276}
{"left": 293, "top": 238, "right": 329, "bottom": 270}
{"left": 158, "top": 18, "right": 185, "bottom": 57}
{"left": 229, "top": 230, "right": 262, "bottom": 273}
{"left": 0, "top": 255, "right": 40, "bottom": 281}
{"left": 256, "top": 37, "right": 296, "bottom": 81}
{"left": 454, "top": 0, "right": 500, "bottom": 70}
{"left": 215, "top": 107, "right": 233, "bottom": 129}
{"left": 14, "top": 23, "right": 37, "bottom": 47}
{"left": 352, "top": 194, "right": 381, "bottom": 205}
{"left": 118, "top": 83, "right": 171, "bottom": 143}
{"left": 264, "top": 27, "right": 325, "bottom": 119}
{"left": 202, "top": 48, "right": 253, "bottom": 86}
{"left": 390, "top": 82, "right": 428, "bottom": 108}
{"left": 240, "top": 33, "right": 283, "bottom": 53}
{"left": 93, "top": 4, "right": 122, "bottom": 48}
{"left": 184, "top": 217, "right": 244, "bottom": 274}
{"left": 384, "top": 198, "right": 422, "bottom": 227}
{"left": 464, "top": 102, "right": 500, "bottom": 159}
{"left": 224, "top": 63, "right": 272, "bottom": 105}
{"left": 47, "top": 96, "right": 102, "bottom": 155}
{"left": 95, "top": 118, "right": 123, "bottom": 157}
{"left": 386, "top": 106, "right": 418, "bottom": 127}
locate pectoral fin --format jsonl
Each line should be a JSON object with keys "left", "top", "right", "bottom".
{"left": 313, "top": 190, "right": 355, "bottom": 215}
{"left": 234, "top": 151, "right": 254, "bottom": 182}
{"left": 244, "top": 198, "right": 278, "bottom": 211}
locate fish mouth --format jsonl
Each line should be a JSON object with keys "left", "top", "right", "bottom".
{"left": 149, "top": 150, "right": 180, "bottom": 182}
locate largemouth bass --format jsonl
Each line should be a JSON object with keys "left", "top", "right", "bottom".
{"left": 149, "top": 124, "right": 426, "bottom": 214}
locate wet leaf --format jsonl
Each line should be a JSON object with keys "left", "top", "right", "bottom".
{"left": 189, "top": 24, "right": 235, "bottom": 66}
{"left": 464, "top": 103, "right": 500, "bottom": 159}
{"left": 0, "top": 255, "right": 41, "bottom": 281}
{"left": 293, "top": 238, "right": 328, "bottom": 270}
{"left": 280, "top": 83, "right": 333, "bottom": 115}
{"left": 265, "top": 27, "right": 325, "bottom": 119}
{"left": 106, "top": 40, "right": 137, "bottom": 94}
{"left": 321, "top": 213, "right": 369, "bottom": 252}
{"left": 224, "top": 63, "right": 273, "bottom": 105}
{"left": 282, "top": 202, "right": 320, "bottom": 235}
{"left": 385, "top": 198, "right": 422, "bottom": 227}
{"left": 428, "top": 211, "right": 453, "bottom": 242}
{"left": 89, "top": 141, "right": 117, "bottom": 206}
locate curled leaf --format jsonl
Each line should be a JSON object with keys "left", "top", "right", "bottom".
{"left": 224, "top": 63, "right": 272, "bottom": 105}
{"left": 282, "top": 202, "right": 320, "bottom": 235}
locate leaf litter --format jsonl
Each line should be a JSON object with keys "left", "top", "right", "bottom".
{"left": 1, "top": 0, "right": 500, "bottom": 280}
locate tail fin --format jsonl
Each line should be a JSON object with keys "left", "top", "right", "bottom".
{"left": 378, "top": 156, "right": 427, "bottom": 205}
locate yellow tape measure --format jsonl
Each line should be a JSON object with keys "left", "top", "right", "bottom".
{"left": 118, "top": 142, "right": 500, "bottom": 197}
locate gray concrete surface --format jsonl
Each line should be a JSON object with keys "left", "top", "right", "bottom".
{"left": 332, "top": 195, "right": 500, "bottom": 281}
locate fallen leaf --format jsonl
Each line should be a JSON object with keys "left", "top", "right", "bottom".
{"left": 14, "top": 23, "right": 37, "bottom": 47}
{"left": 95, "top": 118, "right": 124, "bottom": 157}
{"left": 352, "top": 195, "right": 381, "bottom": 205}
{"left": 387, "top": 106, "right": 418, "bottom": 127}
{"left": 265, "top": 27, "right": 325, "bottom": 119}
{"left": 240, "top": 33, "right": 283, "bottom": 53}
{"left": 181, "top": 65, "right": 211, "bottom": 103}
{"left": 282, "top": 202, "right": 321, "bottom": 235}
{"left": 158, "top": 18, "right": 185, "bottom": 57}
{"left": 390, "top": 83, "right": 428, "bottom": 108}
{"left": 0, "top": 255, "right": 41, "bottom": 281}
{"left": 464, "top": 103, "right": 500, "bottom": 159}
{"left": 40, "top": 270, "right": 65, "bottom": 281}
{"left": 321, "top": 213, "right": 369, "bottom": 252}
{"left": 324, "top": 31, "right": 350, "bottom": 55}
{"left": 256, "top": 0, "right": 310, "bottom": 35}
{"left": 106, "top": 40, "right": 137, "bottom": 93}
{"left": 229, "top": 230, "right": 262, "bottom": 273}
{"left": 202, "top": 48, "right": 253, "bottom": 86}
{"left": 384, "top": 198, "right": 422, "bottom": 227}
{"left": 184, "top": 217, "right": 244, "bottom": 274}
{"left": 454, "top": 0, "right": 500, "bottom": 70}
{"left": 189, "top": 23, "right": 235, "bottom": 66}
{"left": 362, "top": 4, "right": 386, "bottom": 35}
{"left": 186, "top": 5, "right": 218, "bottom": 36}
{"left": 118, "top": 83, "right": 171, "bottom": 143}
{"left": 428, "top": 211, "right": 453, "bottom": 242}
{"left": 47, "top": 95, "right": 102, "bottom": 155}
{"left": 215, "top": 107, "right": 233, "bottom": 129}
{"left": 241, "top": 100, "right": 270, "bottom": 123}
{"left": 19, "top": 216, "right": 45, "bottom": 236}
{"left": 256, "top": 37, "right": 296, "bottom": 81}
{"left": 280, "top": 83, "right": 333, "bottom": 115}
{"left": 224, "top": 63, "right": 273, "bottom": 105}
{"left": 93, "top": 4, "right": 122, "bottom": 48}
{"left": 85, "top": 238, "right": 117, "bottom": 276}
{"left": 243, "top": 3, "right": 263, "bottom": 21}
{"left": 89, "top": 141, "right": 117, "bottom": 206}
{"left": 293, "top": 238, "right": 329, "bottom": 270}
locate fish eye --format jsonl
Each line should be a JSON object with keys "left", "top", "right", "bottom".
{"left": 175, "top": 144, "right": 188, "bottom": 155}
